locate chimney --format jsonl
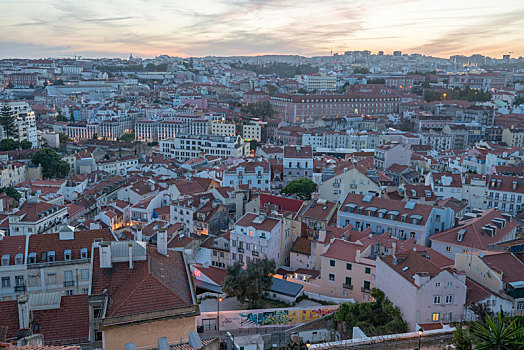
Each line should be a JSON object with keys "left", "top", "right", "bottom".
{"left": 99, "top": 243, "right": 112, "bottom": 268}
{"left": 318, "top": 230, "right": 326, "bottom": 242}
{"left": 18, "top": 295, "right": 30, "bottom": 329}
{"left": 136, "top": 227, "right": 143, "bottom": 242}
{"left": 414, "top": 272, "right": 431, "bottom": 287}
{"left": 355, "top": 249, "right": 361, "bottom": 264}
{"left": 128, "top": 242, "right": 134, "bottom": 269}
{"left": 391, "top": 242, "right": 397, "bottom": 256}
{"left": 158, "top": 230, "right": 168, "bottom": 256}
{"left": 158, "top": 337, "right": 169, "bottom": 350}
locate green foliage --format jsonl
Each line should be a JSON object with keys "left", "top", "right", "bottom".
{"left": 453, "top": 325, "right": 473, "bottom": 350}
{"left": 353, "top": 67, "right": 370, "bottom": 74}
{"left": 471, "top": 313, "right": 524, "bottom": 350}
{"left": 249, "top": 139, "right": 260, "bottom": 151}
{"left": 0, "top": 139, "right": 20, "bottom": 151}
{"left": 398, "top": 118, "right": 415, "bottom": 132}
{"left": 0, "top": 102, "right": 17, "bottom": 139}
{"left": 266, "top": 84, "right": 279, "bottom": 94}
{"left": 297, "top": 88, "right": 308, "bottom": 94}
{"left": 20, "top": 140, "right": 32, "bottom": 150}
{"left": 58, "top": 133, "right": 69, "bottom": 145}
{"left": 222, "top": 257, "right": 276, "bottom": 308}
{"left": 32, "top": 148, "right": 70, "bottom": 179}
{"left": 55, "top": 114, "right": 69, "bottom": 122}
{"left": 367, "top": 78, "right": 386, "bottom": 84}
{"left": 0, "top": 187, "right": 21, "bottom": 202}
{"left": 514, "top": 96, "right": 524, "bottom": 105}
{"left": 96, "top": 63, "right": 168, "bottom": 74}
{"left": 241, "top": 101, "right": 274, "bottom": 119}
{"left": 280, "top": 178, "right": 317, "bottom": 200}
{"left": 333, "top": 288, "right": 408, "bottom": 338}
{"left": 424, "top": 86, "right": 492, "bottom": 103}
{"left": 119, "top": 133, "right": 136, "bottom": 142}
{"left": 231, "top": 62, "right": 318, "bottom": 78}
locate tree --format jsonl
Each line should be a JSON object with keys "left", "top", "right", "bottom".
{"left": 58, "top": 133, "right": 69, "bottom": 146}
{"left": 241, "top": 101, "right": 274, "bottom": 119}
{"left": 333, "top": 288, "right": 408, "bottom": 338}
{"left": 249, "top": 139, "right": 260, "bottom": 151}
{"left": 353, "top": 67, "right": 370, "bottom": 74}
{"left": 55, "top": 113, "right": 69, "bottom": 122}
{"left": 223, "top": 257, "right": 276, "bottom": 308}
{"left": 32, "top": 148, "right": 70, "bottom": 179}
{"left": 0, "top": 139, "right": 20, "bottom": 151}
{"left": 119, "top": 133, "right": 135, "bottom": 142}
{"left": 280, "top": 178, "right": 317, "bottom": 200}
{"left": 20, "top": 140, "right": 32, "bottom": 150}
{"left": 0, "top": 102, "right": 16, "bottom": 139}
{"left": 0, "top": 187, "right": 21, "bottom": 203}
{"left": 471, "top": 313, "right": 524, "bottom": 350}
{"left": 453, "top": 325, "right": 473, "bottom": 350}
{"left": 469, "top": 302, "right": 495, "bottom": 325}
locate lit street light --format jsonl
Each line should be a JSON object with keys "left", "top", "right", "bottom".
{"left": 217, "top": 296, "right": 223, "bottom": 332}
{"left": 416, "top": 328, "right": 423, "bottom": 349}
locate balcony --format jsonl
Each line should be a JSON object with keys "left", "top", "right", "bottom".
{"left": 64, "top": 281, "right": 75, "bottom": 287}
{"left": 333, "top": 183, "right": 340, "bottom": 188}
{"left": 14, "top": 285, "right": 26, "bottom": 292}
{"left": 252, "top": 251, "right": 259, "bottom": 257}
{"left": 343, "top": 284, "right": 353, "bottom": 290}
{"left": 361, "top": 287, "right": 370, "bottom": 293}
{"left": 238, "top": 247, "right": 244, "bottom": 253}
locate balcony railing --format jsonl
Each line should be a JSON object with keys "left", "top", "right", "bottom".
{"left": 343, "top": 284, "right": 353, "bottom": 290}
{"left": 64, "top": 281, "right": 75, "bottom": 287}
{"left": 238, "top": 247, "right": 244, "bottom": 253}
{"left": 252, "top": 251, "right": 259, "bottom": 257}
{"left": 15, "top": 285, "right": 26, "bottom": 292}
{"left": 361, "top": 287, "right": 370, "bottom": 293}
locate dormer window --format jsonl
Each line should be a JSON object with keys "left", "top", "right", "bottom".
{"left": 47, "top": 251, "right": 56, "bottom": 263}
{"left": 28, "top": 252, "right": 37, "bottom": 264}
{"left": 15, "top": 253, "right": 24, "bottom": 265}
{"left": 80, "top": 248, "right": 88, "bottom": 259}
{"left": 64, "top": 249, "right": 72, "bottom": 261}
{"left": 1, "top": 254, "right": 9, "bottom": 266}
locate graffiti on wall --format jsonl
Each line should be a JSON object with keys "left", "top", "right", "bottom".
{"left": 239, "top": 307, "right": 336, "bottom": 326}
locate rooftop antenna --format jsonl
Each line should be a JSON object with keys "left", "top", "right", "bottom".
{"left": 330, "top": 46, "right": 333, "bottom": 57}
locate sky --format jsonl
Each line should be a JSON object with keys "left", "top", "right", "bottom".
{"left": 0, "top": 0, "right": 523, "bottom": 59}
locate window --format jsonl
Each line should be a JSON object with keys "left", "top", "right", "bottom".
{"left": 28, "top": 252, "right": 36, "bottom": 264}
{"left": 447, "top": 282, "right": 453, "bottom": 287}
{"left": 432, "top": 313, "right": 440, "bottom": 322}
{"left": 445, "top": 312, "right": 453, "bottom": 321}
{"left": 47, "top": 251, "right": 55, "bottom": 262}
{"left": 64, "top": 270, "right": 73, "bottom": 283}
{"left": 435, "top": 282, "right": 441, "bottom": 287}
{"left": 330, "top": 260, "right": 335, "bottom": 267}
{"left": 80, "top": 248, "right": 88, "bottom": 259}
{"left": 65, "top": 289, "right": 74, "bottom": 296}
{"left": 446, "top": 246, "right": 451, "bottom": 252}
{"left": 445, "top": 295, "right": 454, "bottom": 304}
{"left": 232, "top": 253, "right": 236, "bottom": 260}
{"left": 433, "top": 295, "right": 441, "bottom": 304}
{"left": 329, "top": 273, "right": 335, "bottom": 281}
{"left": 1, "top": 277, "right": 10, "bottom": 288}
{"left": 517, "top": 301, "right": 524, "bottom": 310}
{"left": 363, "top": 280, "right": 371, "bottom": 290}
{"left": 213, "top": 250, "right": 218, "bottom": 256}
{"left": 365, "top": 267, "right": 371, "bottom": 274}
{"left": 346, "top": 263, "right": 352, "bottom": 270}
{"left": 47, "top": 273, "right": 56, "bottom": 285}
{"left": 64, "top": 249, "right": 72, "bottom": 261}
{"left": 345, "top": 276, "right": 352, "bottom": 286}
{"left": 81, "top": 269, "right": 89, "bottom": 280}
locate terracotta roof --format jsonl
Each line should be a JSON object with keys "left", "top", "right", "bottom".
{"left": 430, "top": 209, "right": 517, "bottom": 250}
{"left": 283, "top": 145, "right": 313, "bottom": 159}
{"left": 235, "top": 213, "right": 280, "bottom": 232}
{"left": 260, "top": 193, "right": 303, "bottom": 214}
{"left": 465, "top": 277, "right": 496, "bottom": 306}
{"left": 321, "top": 239, "right": 365, "bottom": 263}
{"left": 91, "top": 246, "right": 195, "bottom": 318}
{"left": 380, "top": 250, "right": 443, "bottom": 288}
{"left": 0, "top": 300, "right": 18, "bottom": 340}
{"left": 480, "top": 252, "right": 524, "bottom": 284}
{"left": 0, "top": 235, "right": 26, "bottom": 265}
{"left": 300, "top": 200, "right": 337, "bottom": 222}
{"left": 291, "top": 237, "right": 311, "bottom": 255}
{"left": 11, "top": 202, "right": 65, "bottom": 222}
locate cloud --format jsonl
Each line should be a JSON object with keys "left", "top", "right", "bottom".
{"left": 83, "top": 16, "right": 135, "bottom": 23}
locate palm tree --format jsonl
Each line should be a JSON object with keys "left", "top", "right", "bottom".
{"left": 471, "top": 313, "right": 524, "bottom": 350}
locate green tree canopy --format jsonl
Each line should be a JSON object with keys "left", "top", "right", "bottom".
{"left": 0, "top": 139, "right": 20, "bottom": 151}
{"left": 241, "top": 101, "right": 275, "bottom": 119}
{"left": 353, "top": 67, "right": 370, "bottom": 74}
{"left": 0, "top": 102, "right": 17, "bottom": 139}
{"left": 0, "top": 187, "right": 21, "bottom": 202}
{"left": 280, "top": 178, "right": 317, "bottom": 200}
{"left": 20, "top": 140, "right": 32, "bottom": 150}
{"left": 32, "top": 148, "right": 70, "bottom": 179}
{"left": 119, "top": 133, "right": 136, "bottom": 142}
{"left": 453, "top": 325, "right": 473, "bottom": 350}
{"left": 222, "top": 257, "right": 276, "bottom": 308}
{"left": 333, "top": 288, "right": 408, "bottom": 337}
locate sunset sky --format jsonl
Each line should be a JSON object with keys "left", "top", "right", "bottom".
{"left": 1, "top": 0, "right": 523, "bottom": 59}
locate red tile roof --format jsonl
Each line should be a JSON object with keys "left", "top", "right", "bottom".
{"left": 321, "top": 239, "right": 364, "bottom": 263}
{"left": 380, "top": 250, "right": 443, "bottom": 288}
{"left": 480, "top": 252, "right": 524, "bottom": 284}
{"left": 235, "top": 213, "right": 280, "bottom": 232}
{"left": 465, "top": 277, "right": 497, "bottom": 306}
{"left": 260, "top": 193, "right": 303, "bottom": 214}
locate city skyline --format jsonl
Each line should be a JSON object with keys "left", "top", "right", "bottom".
{"left": 1, "top": 0, "right": 523, "bottom": 59}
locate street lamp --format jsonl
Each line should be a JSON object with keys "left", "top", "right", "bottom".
{"left": 306, "top": 340, "right": 311, "bottom": 349}
{"left": 217, "top": 296, "right": 223, "bottom": 332}
{"left": 417, "top": 328, "right": 423, "bottom": 349}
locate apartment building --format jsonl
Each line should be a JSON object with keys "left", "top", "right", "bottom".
{"left": 242, "top": 122, "right": 264, "bottom": 141}
{"left": 270, "top": 93, "right": 401, "bottom": 123}
{"left": 448, "top": 73, "right": 505, "bottom": 92}
{"left": 373, "top": 143, "right": 412, "bottom": 170}
{"left": 337, "top": 194, "right": 454, "bottom": 246}
{"left": 0, "top": 162, "right": 26, "bottom": 188}
{"left": 426, "top": 173, "right": 463, "bottom": 200}
{"left": 229, "top": 213, "right": 282, "bottom": 266}
{"left": 301, "top": 73, "right": 337, "bottom": 91}
{"left": 283, "top": 145, "right": 313, "bottom": 184}
{"left": 63, "top": 122, "right": 100, "bottom": 141}
{"left": 502, "top": 128, "right": 524, "bottom": 147}
{"left": 223, "top": 160, "right": 271, "bottom": 191}
{"left": 0, "top": 235, "right": 27, "bottom": 301}
{"left": 318, "top": 166, "right": 381, "bottom": 203}
{"left": 485, "top": 174, "right": 524, "bottom": 215}
{"left": 376, "top": 250, "right": 467, "bottom": 330}
{"left": 96, "top": 155, "right": 139, "bottom": 175}
{"left": 159, "top": 134, "right": 249, "bottom": 161}
{"left": 8, "top": 202, "right": 68, "bottom": 236}
{"left": 211, "top": 121, "right": 236, "bottom": 137}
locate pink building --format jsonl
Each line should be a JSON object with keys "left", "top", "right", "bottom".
{"left": 376, "top": 249, "right": 467, "bottom": 330}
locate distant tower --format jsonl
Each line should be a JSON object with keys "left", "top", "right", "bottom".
{"left": 330, "top": 46, "right": 333, "bottom": 57}
{"left": 129, "top": 53, "right": 134, "bottom": 61}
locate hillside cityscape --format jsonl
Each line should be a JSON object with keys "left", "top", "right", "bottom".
{"left": 1, "top": 2, "right": 524, "bottom": 350}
